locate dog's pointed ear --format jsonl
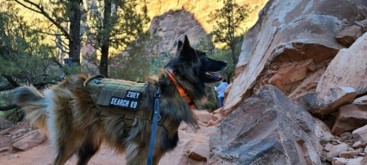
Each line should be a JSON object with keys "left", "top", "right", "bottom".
{"left": 180, "top": 35, "right": 197, "bottom": 60}
{"left": 182, "top": 35, "right": 190, "bottom": 50}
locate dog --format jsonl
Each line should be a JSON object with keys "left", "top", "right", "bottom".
{"left": 13, "top": 36, "right": 227, "bottom": 165}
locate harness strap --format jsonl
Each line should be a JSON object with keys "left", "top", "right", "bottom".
{"left": 147, "top": 87, "right": 161, "bottom": 165}
{"left": 165, "top": 70, "right": 197, "bottom": 109}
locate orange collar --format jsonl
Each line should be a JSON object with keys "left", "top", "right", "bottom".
{"left": 165, "top": 70, "right": 197, "bottom": 109}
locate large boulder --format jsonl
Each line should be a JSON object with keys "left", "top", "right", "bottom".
{"left": 149, "top": 10, "right": 208, "bottom": 56}
{"left": 223, "top": 0, "right": 367, "bottom": 116}
{"left": 317, "top": 32, "right": 367, "bottom": 96}
{"left": 210, "top": 85, "right": 322, "bottom": 165}
{"left": 335, "top": 19, "right": 367, "bottom": 47}
{"left": 332, "top": 104, "right": 367, "bottom": 135}
{"left": 352, "top": 125, "right": 367, "bottom": 144}
{"left": 297, "top": 86, "right": 357, "bottom": 118}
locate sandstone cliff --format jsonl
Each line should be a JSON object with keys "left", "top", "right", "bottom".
{"left": 148, "top": 10, "right": 207, "bottom": 56}
{"left": 223, "top": 0, "right": 367, "bottom": 115}
{"left": 211, "top": 0, "right": 367, "bottom": 164}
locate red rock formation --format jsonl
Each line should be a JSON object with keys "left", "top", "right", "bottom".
{"left": 223, "top": 0, "right": 367, "bottom": 116}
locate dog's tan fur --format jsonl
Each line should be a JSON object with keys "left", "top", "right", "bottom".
{"left": 13, "top": 36, "right": 227, "bottom": 165}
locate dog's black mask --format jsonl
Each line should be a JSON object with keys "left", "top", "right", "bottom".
{"left": 165, "top": 36, "right": 227, "bottom": 84}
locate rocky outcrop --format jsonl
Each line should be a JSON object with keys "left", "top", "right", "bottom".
{"left": 332, "top": 104, "right": 367, "bottom": 135}
{"left": 210, "top": 85, "right": 322, "bottom": 165}
{"left": 335, "top": 19, "right": 367, "bottom": 47}
{"left": 317, "top": 32, "right": 367, "bottom": 96}
{"left": 215, "top": 0, "right": 367, "bottom": 163}
{"left": 297, "top": 86, "right": 357, "bottom": 118}
{"left": 0, "top": 121, "right": 45, "bottom": 154}
{"left": 222, "top": 0, "right": 367, "bottom": 116}
{"left": 149, "top": 10, "right": 208, "bottom": 56}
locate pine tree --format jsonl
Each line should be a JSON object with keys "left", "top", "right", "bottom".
{"left": 13, "top": 0, "right": 83, "bottom": 66}
{"left": 0, "top": 4, "right": 63, "bottom": 111}
{"left": 87, "top": 0, "right": 150, "bottom": 77}
{"left": 208, "top": 0, "right": 250, "bottom": 65}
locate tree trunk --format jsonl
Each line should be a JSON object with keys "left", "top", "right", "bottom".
{"left": 230, "top": 41, "right": 237, "bottom": 65}
{"left": 68, "top": 0, "right": 82, "bottom": 65}
{"left": 99, "top": 0, "right": 112, "bottom": 77}
{"left": 100, "top": 44, "right": 109, "bottom": 77}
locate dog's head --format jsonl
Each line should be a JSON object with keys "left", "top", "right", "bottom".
{"left": 164, "top": 36, "right": 227, "bottom": 99}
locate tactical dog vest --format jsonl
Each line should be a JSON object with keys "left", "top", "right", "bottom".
{"left": 84, "top": 75, "right": 148, "bottom": 116}
{"left": 83, "top": 75, "right": 177, "bottom": 133}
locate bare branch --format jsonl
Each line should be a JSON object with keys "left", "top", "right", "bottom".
{"left": 13, "top": 0, "right": 71, "bottom": 40}
{"left": 1, "top": 74, "right": 19, "bottom": 88}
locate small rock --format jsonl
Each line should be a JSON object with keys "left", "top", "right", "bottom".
{"left": 353, "top": 125, "right": 367, "bottom": 143}
{"left": 324, "top": 143, "right": 334, "bottom": 151}
{"left": 9, "top": 154, "right": 20, "bottom": 159}
{"left": 352, "top": 141, "right": 364, "bottom": 148}
{"left": 297, "top": 87, "right": 357, "bottom": 118}
{"left": 354, "top": 96, "right": 367, "bottom": 105}
{"left": 335, "top": 25, "right": 363, "bottom": 47}
{"left": 339, "top": 150, "right": 359, "bottom": 158}
{"left": 332, "top": 104, "right": 367, "bottom": 135}
{"left": 193, "top": 110, "right": 211, "bottom": 124}
{"left": 11, "top": 130, "right": 46, "bottom": 151}
{"left": 332, "top": 157, "right": 364, "bottom": 165}
{"left": 326, "top": 143, "right": 349, "bottom": 162}
{"left": 0, "top": 136, "right": 11, "bottom": 148}
{"left": 0, "top": 146, "right": 11, "bottom": 153}
{"left": 186, "top": 135, "right": 209, "bottom": 162}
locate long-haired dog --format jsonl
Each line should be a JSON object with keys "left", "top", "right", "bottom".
{"left": 13, "top": 36, "right": 227, "bottom": 165}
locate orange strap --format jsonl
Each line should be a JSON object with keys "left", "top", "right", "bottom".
{"left": 165, "top": 70, "right": 197, "bottom": 109}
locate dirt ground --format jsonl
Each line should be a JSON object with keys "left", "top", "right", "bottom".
{"left": 0, "top": 113, "right": 212, "bottom": 165}
{"left": 0, "top": 139, "right": 186, "bottom": 165}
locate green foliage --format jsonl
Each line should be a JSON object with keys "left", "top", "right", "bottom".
{"left": 86, "top": 0, "right": 151, "bottom": 77}
{"left": 109, "top": 33, "right": 159, "bottom": 82}
{"left": 193, "top": 35, "right": 245, "bottom": 111}
{"left": 0, "top": 8, "right": 63, "bottom": 85}
{"left": 87, "top": 0, "right": 149, "bottom": 51}
{"left": 197, "top": 84, "right": 219, "bottom": 111}
{"left": 195, "top": 35, "right": 242, "bottom": 82}
{"left": 0, "top": 88, "right": 24, "bottom": 122}
{"left": 195, "top": 36, "right": 215, "bottom": 56}
{"left": 208, "top": 0, "right": 250, "bottom": 65}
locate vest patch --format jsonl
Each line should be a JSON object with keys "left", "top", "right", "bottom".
{"left": 110, "top": 90, "right": 142, "bottom": 110}
{"left": 84, "top": 75, "right": 147, "bottom": 111}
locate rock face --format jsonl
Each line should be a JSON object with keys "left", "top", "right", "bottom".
{"left": 149, "top": 10, "right": 208, "bottom": 56}
{"left": 316, "top": 32, "right": 367, "bottom": 95}
{"left": 223, "top": 0, "right": 367, "bottom": 115}
{"left": 297, "top": 87, "right": 357, "bottom": 118}
{"left": 332, "top": 104, "right": 367, "bottom": 135}
{"left": 210, "top": 85, "right": 321, "bottom": 165}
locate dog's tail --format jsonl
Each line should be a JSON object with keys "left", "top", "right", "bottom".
{"left": 13, "top": 86, "right": 48, "bottom": 134}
